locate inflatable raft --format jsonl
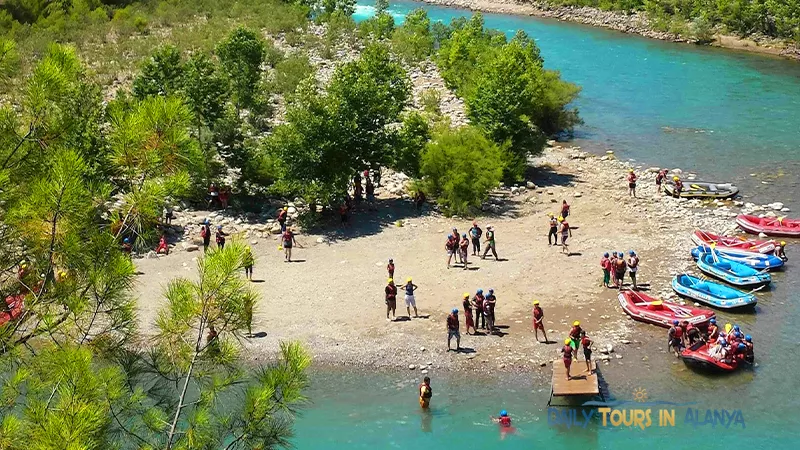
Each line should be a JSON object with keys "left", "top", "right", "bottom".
{"left": 691, "top": 246, "right": 784, "bottom": 271}
{"left": 736, "top": 214, "right": 800, "bottom": 238}
{"left": 618, "top": 290, "right": 714, "bottom": 328}
{"left": 696, "top": 253, "right": 771, "bottom": 288}
{"left": 664, "top": 181, "right": 739, "bottom": 199}
{"left": 691, "top": 230, "right": 776, "bottom": 255}
{"left": 681, "top": 341, "right": 739, "bottom": 373}
{"left": 671, "top": 274, "right": 757, "bottom": 310}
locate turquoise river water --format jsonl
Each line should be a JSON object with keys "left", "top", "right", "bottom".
{"left": 291, "top": 2, "right": 800, "bottom": 448}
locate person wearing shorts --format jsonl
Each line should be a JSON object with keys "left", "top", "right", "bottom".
{"left": 401, "top": 277, "right": 418, "bottom": 318}
{"left": 581, "top": 331, "right": 593, "bottom": 374}
{"left": 447, "top": 309, "right": 460, "bottom": 351}
{"left": 385, "top": 278, "right": 397, "bottom": 321}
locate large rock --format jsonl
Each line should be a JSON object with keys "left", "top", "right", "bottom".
{"left": 271, "top": 224, "right": 282, "bottom": 234}
{"left": 184, "top": 244, "right": 199, "bottom": 252}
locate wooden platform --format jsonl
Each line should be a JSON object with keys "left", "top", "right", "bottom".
{"left": 550, "top": 359, "right": 599, "bottom": 397}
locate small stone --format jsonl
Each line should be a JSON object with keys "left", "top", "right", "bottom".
{"left": 146, "top": 251, "right": 159, "bottom": 259}
{"left": 421, "top": 369, "right": 428, "bottom": 374}
{"left": 614, "top": 354, "right": 623, "bottom": 359}
{"left": 420, "top": 347, "right": 426, "bottom": 352}
{"left": 184, "top": 245, "right": 199, "bottom": 252}
{"left": 250, "top": 240, "right": 258, "bottom": 245}
{"left": 526, "top": 181, "right": 536, "bottom": 189}
{"left": 408, "top": 364, "right": 416, "bottom": 370}
{"left": 539, "top": 361, "right": 547, "bottom": 367}
{"left": 573, "top": 192, "right": 582, "bottom": 198}
{"left": 620, "top": 339, "right": 631, "bottom": 344}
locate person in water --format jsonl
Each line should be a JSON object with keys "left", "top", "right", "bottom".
{"left": 581, "top": 330, "right": 593, "bottom": 374}
{"left": 447, "top": 308, "right": 460, "bottom": 351}
{"left": 532, "top": 300, "right": 548, "bottom": 343}
{"left": 600, "top": 252, "right": 612, "bottom": 288}
{"left": 668, "top": 320, "right": 685, "bottom": 356}
{"left": 400, "top": 277, "right": 419, "bottom": 318}
{"left": 775, "top": 241, "right": 788, "bottom": 261}
{"left": 492, "top": 410, "right": 512, "bottom": 427}
{"left": 419, "top": 376, "right": 433, "bottom": 409}
{"left": 462, "top": 293, "right": 475, "bottom": 335}
{"left": 627, "top": 250, "right": 640, "bottom": 290}
{"left": 548, "top": 212, "right": 559, "bottom": 246}
{"left": 627, "top": 168, "right": 638, "bottom": 198}
{"left": 561, "top": 339, "right": 574, "bottom": 380}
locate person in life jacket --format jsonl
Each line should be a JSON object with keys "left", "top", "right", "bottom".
{"left": 532, "top": 300, "right": 548, "bottom": 343}
{"left": 459, "top": 234, "right": 470, "bottom": 270}
{"left": 385, "top": 278, "right": 398, "bottom": 321}
{"left": 684, "top": 320, "right": 701, "bottom": 345}
{"left": 121, "top": 237, "right": 133, "bottom": 255}
{"left": 775, "top": 241, "right": 788, "bottom": 262}
{"left": 481, "top": 225, "right": 499, "bottom": 261}
{"left": 243, "top": 246, "right": 255, "bottom": 281}
{"left": 156, "top": 233, "right": 169, "bottom": 255}
{"left": 627, "top": 168, "right": 638, "bottom": 198}
{"left": 707, "top": 318, "right": 719, "bottom": 342}
{"left": 445, "top": 234, "right": 456, "bottom": 269}
{"left": 492, "top": 410, "right": 512, "bottom": 428}
{"left": 447, "top": 308, "right": 460, "bottom": 351}
{"left": 561, "top": 339, "right": 574, "bottom": 380}
{"left": 215, "top": 225, "right": 229, "bottom": 250}
{"left": 472, "top": 289, "right": 486, "bottom": 330}
{"left": 469, "top": 221, "right": 483, "bottom": 255}
{"left": 600, "top": 252, "right": 612, "bottom": 287}
{"left": 419, "top": 376, "right": 433, "bottom": 409}
{"left": 672, "top": 176, "right": 683, "bottom": 198}
{"left": 743, "top": 335, "right": 754, "bottom": 363}
{"left": 609, "top": 252, "right": 619, "bottom": 287}
{"left": 627, "top": 250, "right": 640, "bottom": 290}
{"left": 277, "top": 207, "right": 288, "bottom": 233}
{"left": 462, "top": 293, "right": 475, "bottom": 335}
{"left": 569, "top": 321, "right": 583, "bottom": 357}
{"left": 484, "top": 289, "right": 497, "bottom": 333}
{"left": 450, "top": 228, "right": 460, "bottom": 264}
{"left": 387, "top": 259, "right": 395, "bottom": 278}
{"left": 727, "top": 324, "right": 741, "bottom": 342}
{"left": 655, "top": 169, "right": 667, "bottom": 193}
{"left": 559, "top": 217, "right": 572, "bottom": 254}
{"left": 581, "top": 330, "right": 593, "bottom": 374}
{"left": 668, "top": 320, "right": 685, "bottom": 356}
{"left": 561, "top": 200, "right": 570, "bottom": 219}
{"left": 548, "top": 212, "right": 559, "bottom": 246}
{"left": 200, "top": 219, "right": 212, "bottom": 252}
{"left": 281, "top": 227, "right": 302, "bottom": 262}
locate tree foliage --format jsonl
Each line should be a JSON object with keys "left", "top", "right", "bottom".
{"left": 132, "top": 44, "right": 185, "bottom": 99}
{"left": 216, "top": 27, "right": 269, "bottom": 112}
{"left": 391, "top": 8, "right": 435, "bottom": 63}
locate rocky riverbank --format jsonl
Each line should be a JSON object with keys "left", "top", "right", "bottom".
{"left": 414, "top": 0, "right": 800, "bottom": 61}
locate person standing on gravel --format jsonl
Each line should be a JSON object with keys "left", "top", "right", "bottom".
{"left": 200, "top": 219, "right": 212, "bottom": 252}
{"left": 447, "top": 308, "right": 460, "bottom": 352}
{"left": 459, "top": 233, "right": 470, "bottom": 270}
{"left": 473, "top": 289, "right": 486, "bottom": 330}
{"left": 387, "top": 258, "right": 395, "bottom": 279}
{"left": 627, "top": 250, "right": 640, "bottom": 290}
{"left": 614, "top": 252, "right": 627, "bottom": 289}
{"left": 385, "top": 278, "right": 397, "bottom": 321}
{"left": 532, "top": 300, "right": 548, "bottom": 343}
{"left": 485, "top": 289, "right": 497, "bottom": 333}
{"left": 277, "top": 206, "right": 288, "bottom": 233}
{"left": 559, "top": 217, "right": 572, "bottom": 254}
{"left": 462, "top": 293, "right": 475, "bottom": 335}
{"left": 243, "top": 246, "right": 255, "bottom": 281}
{"left": 627, "top": 168, "right": 638, "bottom": 198}
{"left": 469, "top": 221, "right": 482, "bottom": 255}
{"left": 400, "top": 277, "right": 419, "bottom": 318}
{"left": 281, "top": 227, "right": 302, "bottom": 262}
{"left": 215, "top": 225, "right": 229, "bottom": 250}
{"left": 451, "top": 227, "right": 461, "bottom": 264}
{"left": 445, "top": 234, "right": 456, "bottom": 269}
{"left": 560, "top": 200, "right": 570, "bottom": 219}
{"left": 482, "top": 226, "right": 499, "bottom": 260}
{"left": 600, "top": 252, "right": 611, "bottom": 287}
{"left": 548, "top": 213, "right": 558, "bottom": 246}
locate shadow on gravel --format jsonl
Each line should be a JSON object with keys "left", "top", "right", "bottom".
{"left": 315, "top": 197, "right": 432, "bottom": 242}
{"left": 525, "top": 164, "right": 578, "bottom": 188}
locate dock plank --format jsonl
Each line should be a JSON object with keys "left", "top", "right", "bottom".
{"left": 551, "top": 359, "right": 599, "bottom": 396}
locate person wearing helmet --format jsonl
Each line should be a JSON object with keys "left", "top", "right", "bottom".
{"left": 532, "top": 300, "right": 548, "bottom": 343}
{"left": 481, "top": 225, "right": 499, "bottom": 261}
{"left": 492, "top": 410, "right": 512, "bottom": 428}
{"left": 215, "top": 225, "right": 229, "bottom": 250}
{"left": 627, "top": 168, "right": 638, "bottom": 198}
{"left": 200, "top": 219, "right": 212, "bottom": 252}
{"left": 743, "top": 335, "right": 754, "bottom": 363}
{"left": 401, "top": 277, "right": 419, "bottom": 318}
{"left": 242, "top": 246, "right": 255, "bottom": 281}
{"left": 387, "top": 259, "right": 395, "bottom": 278}
{"left": 445, "top": 233, "right": 457, "bottom": 269}
{"left": 580, "top": 330, "right": 593, "bottom": 374}
{"left": 277, "top": 206, "right": 289, "bottom": 233}
{"left": 121, "top": 237, "right": 133, "bottom": 255}
{"left": 600, "top": 252, "right": 612, "bottom": 288}
{"left": 560, "top": 200, "right": 570, "bottom": 219}
{"left": 671, "top": 176, "right": 683, "bottom": 198}
{"left": 17, "top": 262, "right": 29, "bottom": 280}
{"left": 459, "top": 233, "right": 470, "bottom": 270}
{"left": 668, "top": 320, "right": 684, "bottom": 356}
{"left": 569, "top": 321, "right": 583, "bottom": 356}
{"left": 684, "top": 320, "right": 700, "bottom": 345}
{"left": 472, "top": 289, "right": 486, "bottom": 330}
{"left": 282, "top": 227, "right": 302, "bottom": 262}
{"left": 727, "top": 324, "right": 741, "bottom": 342}
{"left": 462, "top": 293, "right": 475, "bottom": 335}
{"left": 561, "top": 338, "right": 574, "bottom": 380}
{"left": 469, "top": 221, "right": 483, "bottom": 255}
{"left": 485, "top": 289, "right": 497, "bottom": 333}
{"left": 548, "top": 213, "right": 559, "bottom": 246}
{"left": 775, "top": 241, "right": 788, "bottom": 261}
{"left": 627, "top": 250, "right": 640, "bottom": 290}
{"left": 559, "top": 216, "right": 572, "bottom": 255}
{"left": 709, "top": 338, "right": 729, "bottom": 362}
{"left": 609, "top": 251, "right": 619, "bottom": 287}
{"left": 655, "top": 169, "right": 668, "bottom": 193}
{"left": 707, "top": 318, "right": 719, "bottom": 341}
{"left": 156, "top": 232, "right": 170, "bottom": 255}
{"left": 419, "top": 376, "right": 433, "bottom": 409}
{"left": 385, "top": 278, "right": 398, "bottom": 321}
{"left": 447, "top": 308, "right": 460, "bottom": 351}
{"left": 614, "top": 252, "right": 627, "bottom": 289}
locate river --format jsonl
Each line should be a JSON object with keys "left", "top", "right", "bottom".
{"left": 291, "top": 2, "right": 800, "bottom": 448}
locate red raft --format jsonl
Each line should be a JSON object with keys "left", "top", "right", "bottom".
{"left": 618, "top": 290, "right": 715, "bottom": 329}
{"left": 0, "top": 294, "right": 24, "bottom": 326}
{"left": 736, "top": 214, "right": 800, "bottom": 238}
{"left": 680, "top": 341, "right": 738, "bottom": 373}
{"left": 691, "top": 230, "right": 776, "bottom": 254}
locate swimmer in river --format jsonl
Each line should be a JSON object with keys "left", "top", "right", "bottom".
{"left": 490, "top": 410, "right": 516, "bottom": 439}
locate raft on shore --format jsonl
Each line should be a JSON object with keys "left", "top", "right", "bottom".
{"left": 736, "top": 214, "right": 800, "bottom": 238}
{"left": 664, "top": 181, "right": 739, "bottom": 199}
{"left": 671, "top": 274, "right": 757, "bottom": 310}
{"left": 695, "top": 252, "right": 772, "bottom": 288}
{"left": 618, "top": 290, "right": 714, "bottom": 328}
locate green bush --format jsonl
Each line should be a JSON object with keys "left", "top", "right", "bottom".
{"left": 420, "top": 126, "right": 505, "bottom": 215}
{"left": 272, "top": 53, "right": 315, "bottom": 95}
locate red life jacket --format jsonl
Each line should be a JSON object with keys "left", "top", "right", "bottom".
{"left": 500, "top": 416, "right": 511, "bottom": 427}
{"left": 533, "top": 306, "right": 543, "bottom": 320}
{"left": 563, "top": 345, "right": 573, "bottom": 359}
{"left": 447, "top": 314, "right": 459, "bottom": 330}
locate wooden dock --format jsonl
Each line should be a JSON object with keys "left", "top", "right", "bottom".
{"left": 547, "top": 359, "right": 602, "bottom": 406}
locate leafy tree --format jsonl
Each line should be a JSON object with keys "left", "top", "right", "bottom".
{"left": 419, "top": 126, "right": 505, "bottom": 215}
{"left": 375, "top": 0, "right": 390, "bottom": 14}
{"left": 216, "top": 27, "right": 267, "bottom": 113}
{"left": 182, "top": 52, "right": 229, "bottom": 136}
{"left": 0, "top": 39, "right": 19, "bottom": 83}
{"left": 391, "top": 111, "right": 430, "bottom": 178}
{"left": 132, "top": 45, "right": 185, "bottom": 99}
{"left": 358, "top": 10, "right": 395, "bottom": 40}
{"left": 322, "top": 0, "right": 356, "bottom": 16}
{"left": 391, "top": 8, "right": 434, "bottom": 63}
{"left": 272, "top": 53, "right": 315, "bottom": 95}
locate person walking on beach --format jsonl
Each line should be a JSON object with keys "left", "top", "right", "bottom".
{"left": 243, "top": 246, "right": 255, "bottom": 281}
{"left": 215, "top": 225, "right": 229, "bottom": 250}
{"left": 387, "top": 258, "right": 395, "bottom": 278}
{"left": 627, "top": 169, "right": 638, "bottom": 198}
{"left": 559, "top": 217, "right": 572, "bottom": 254}
{"left": 459, "top": 234, "right": 470, "bottom": 270}
{"left": 473, "top": 289, "right": 486, "bottom": 330}
{"left": 469, "top": 222, "right": 482, "bottom": 256}
{"left": 447, "top": 309, "right": 460, "bottom": 351}
{"left": 561, "top": 339, "right": 574, "bottom": 380}
{"left": 627, "top": 250, "right": 640, "bottom": 290}
{"left": 485, "top": 289, "right": 497, "bottom": 333}
{"left": 451, "top": 227, "right": 461, "bottom": 264}
{"left": 482, "top": 226, "right": 499, "bottom": 260}
{"left": 200, "top": 219, "right": 212, "bottom": 252}
{"left": 462, "top": 293, "right": 475, "bottom": 335}
{"left": 419, "top": 376, "right": 433, "bottom": 409}
{"left": 385, "top": 278, "right": 398, "bottom": 321}
{"left": 581, "top": 330, "right": 593, "bottom": 374}
{"left": 445, "top": 234, "right": 456, "bottom": 269}
{"left": 281, "top": 227, "right": 302, "bottom": 262}
{"left": 656, "top": 169, "right": 667, "bottom": 193}
{"left": 600, "top": 252, "right": 611, "bottom": 287}
{"left": 532, "top": 300, "right": 548, "bottom": 343}
{"left": 569, "top": 321, "right": 583, "bottom": 359}
{"left": 548, "top": 213, "right": 558, "bottom": 246}
{"left": 614, "top": 252, "right": 627, "bottom": 289}
{"left": 561, "top": 200, "right": 570, "bottom": 219}
{"left": 401, "top": 277, "right": 419, "bottom": 318}
{"left": 277, "top": 206, "right": 288, "bottom": 233}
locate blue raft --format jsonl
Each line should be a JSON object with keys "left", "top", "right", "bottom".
{"left": 691, "top": 246, "right": 784, "bottom": 271}
{"left": 696, "top": 252, "right": 771, "bottom": 287}
{"left": 671, "top": 274, "right": 757, "bottom": 310}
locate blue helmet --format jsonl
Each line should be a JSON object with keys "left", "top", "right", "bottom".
{"left": 733, "top": 325, "right": 740, "bottom": 331}
{"left": 745, "top": 335, "right": 752, "bottom": 342}
{"left": 709, "top": 318, "right": 716, "bottom": 324}
{"left": 603, "top": 252, "right": 609, "bottom": 257}
{"left": 123, "top": 237, "right": 130, "bottom": 243}
{"left": 462, "top": 233, "right": 467, "bottom": 238}
{"left": 451, "top": 308, "right": 458, "bottom": 314}
{"left": 500, "top": 410, "right": 508, "bottom": 417}
{"left": 738, "top": 343, "right": 746, "bottom": 350}
{"left": 477, "top": 289, "right": 483, "bottom": 294}
{"left": 618, "top": 251, "right": 623, "bottom": 257}
{"left": 719, "top": 339, "right": 727, "bottom": 346}
{"left": 734, "top": 332, "right": 742, "bottom": 338}
{"left": 204, "top": 218, "right": 210, "bottom": 224}
{"left": 629, "top": 250, "right": 635, "bottom": 255}
{"left": 672, "top": 320, "right": 679, "bottom": 325}
{"left": 489, "top": 289, "right": 494, "bottom": 294}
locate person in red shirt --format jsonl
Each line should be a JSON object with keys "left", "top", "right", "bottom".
{"left": 561, "top": 200, "right": 570, "bottom": 219}
{"left": 627, "top": 168, "right": 638, "bottom": 198}
{"left": 281, "top": 228, "right": 302, "bottom": 262}
{"left": 600, "top": 252, "right": 611, "bottom": 287}
{"left": 447, "top": 309, "right": 460, "bottom": 352}
{"left": 656, "top": 169, "right": 667, "bottom": 193}
{"left": 215, "top": 225, "right": 228, "bottom": 250}
{"left": 559, "top": 217, "right": 572, "bottom": 254}
{"left": 445, "top": 234, "right": 456, "bottom": 269}
{"left": 459, "top": 233, "right": 470, "bottom": 270}
{"left": 532, "top": 300, "right": 548, "bottom": 343}
{"left": 580, "top": 330, "right": 593, "bottom": 374}
{"left": 462, "top": 293, "right": 475, "bottom": 335}
{"left": 569, "top": 321, "right": 583, "bottom": 357}
{"left": 385, "top": 278, "right": 397, "bottom": 321}
{"left": 561, "top": 339, "right": 574, "bottom": 380}
{"left": 277, "top": 207, "right": 288, "bottom": 233}
{"left": 156, "top": 233, "right": 169, "bottom": 255}
{"left": 707, "top": 318, "right": 719, "bottom": 342}
{"left": 387, "top": 259, "right": 395, "bottom": 278}
{"left": 668, "top": 320, "right": 684, "bottom": 356}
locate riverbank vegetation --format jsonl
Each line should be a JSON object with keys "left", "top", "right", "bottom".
{"left": 0, "top": 2, "right": 579, "bottom": 444}
{"left": 549, "top": 0, "right": 800, "bottom": 43}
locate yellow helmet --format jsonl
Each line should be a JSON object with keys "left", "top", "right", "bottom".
{"left": 58, "top": 270, "right": 67, "bottom": 279}
{"left": 564, "top": 339, "right": 571, "bottom": 345}
{"left": 547, "top": 212, "right": 554, "bottom": 217}
{"left": 558, "top": 216, "right": 564, "bottom": 222}
{"left": 781, "top": 241, "right": 786, "bottom": 246}
{"left": 628, "top": 168, "right": 634, "bottom": 172}
{"left": 463, "top": 293, "right": 470, "bottom": 298}
{"left": 21, "top": 263, "right": 28, "bottom": 269}
{"left": 387, "top": 278, "right": 393, "bottom": 283}
{"left": 283, "top": 206, "right": 288, "bottom": 211}
{"left": 573, "top": 321, "right": 580, "bottom": 326}
{"left": 673, "top": 176, "right": 679, "bottom": 181}
{"left": 533, "top": 300, "right": 539, "bottom": 305}
{"left": 406, "top": 277, "right": 412, "bottom": 282}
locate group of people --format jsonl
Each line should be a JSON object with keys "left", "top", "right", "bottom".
{"left": 207, "top": 183, "right": 231, "bottom": 210}
{"left": 546, "top": 212, "right": 572, "bottom": 253}
{"left": 600, "top": 250, "right": 640, "bottom": 289}
{"left": 445, "top": 223, "right": 498, "bottom": 269}
{"left": 384, "top": 268, "right": 419, "bottom": 321}
{"left": 655, "top": 169, "right": 684, "bottom": 198}
{"left": 669, "top": 318, "right": 755, "bottom": 364}
{"left": 560, "top": 320, "right": 594, "bottom": 380}
{"left": 445, "top": 288, "right": 501, "bottom": 351}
